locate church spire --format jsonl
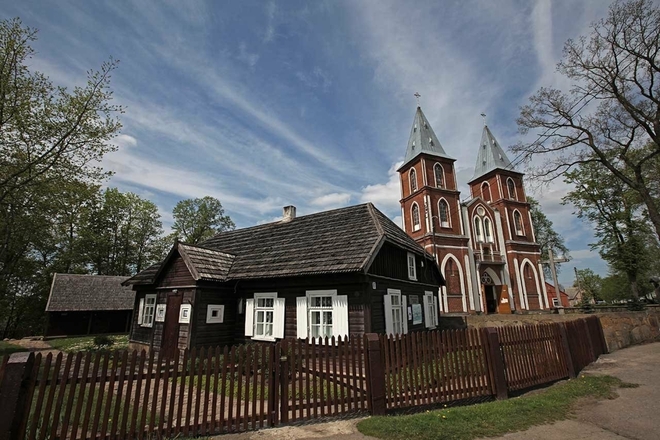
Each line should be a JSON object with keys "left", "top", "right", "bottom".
{"left": 399, "top": 106, "right": 452, "bottom": 170}
{"left": 470, "top": 125, "right": 516, "bottom": 182}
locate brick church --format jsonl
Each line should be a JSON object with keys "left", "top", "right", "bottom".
{"left": 398, "top": 106, "right": 550, "bottom": 314}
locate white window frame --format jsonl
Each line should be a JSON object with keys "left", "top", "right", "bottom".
{"left": 245, "top": 292, "right": 285, "bottom": 342}
{"left": 178, "top": 304, "right": 192, "bottom": 324}
{"left": 296, "top": 290, "right": 349, "bottom": 341}
{"left": 411, "top": 203, "right": 421, "bottom": 231}
{"left": 552, "top": 298, "right": 560, "bottom": 308}
{"left": 474, "top": 217, "right": 484, "bottom": 242}
{"left": 384, "top": 289, "right": 408, "bottom": 335}
{"left": 481, "top": 182, "right": 491, "bottom": 202}
{"left": 410, "top": 168, "right": 418, "bottom": 193}
{"left": 424, "top": 291, "right": 439, "bottom": 328}
{"left": 140, "top": 294, "right": 156, "bottom": 327}
{"left": 513, "top": 210, "right": 525, "bottom": 236}
{"left": 206, "top": 304, "right": 225, "bottom": 324}
{"left": 438, "top": 199, "right": 450, "bottom": 228}
{"left": 434, "top": 163, "right": 445, "bottom": 188}
{"left": 407, "top": 252, "right": 417, "bottom": 280}
{"left": 307, "top": 290, "right": 335, "bottom": 340}
{"left": 484, "top": 217, "right": 494, "bottom": 243}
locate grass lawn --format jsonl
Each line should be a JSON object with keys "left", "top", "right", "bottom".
{"left": 357, "top": 375, "right": 638, "bottom": 440}
{"left": 47, "top": 334, "right": 129, "bottom": 352}
{"left": 0, "top": 340, "right": 27, "bottom": 356}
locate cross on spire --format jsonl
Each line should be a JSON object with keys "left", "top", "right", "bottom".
{"left": 481, "top": 113, "right": 487, "bottom": 126}
{"left": 414, "top": 92, "right": 421, "bottom": 107}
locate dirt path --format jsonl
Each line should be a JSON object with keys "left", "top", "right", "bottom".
{"left": 8, "top": 338, "right": 60, "bottom": 356}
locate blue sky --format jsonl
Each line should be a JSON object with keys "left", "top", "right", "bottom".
{"left": 4, "top": 0, "right": 614, "bottom": 286}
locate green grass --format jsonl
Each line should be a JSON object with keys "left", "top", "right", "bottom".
{"left": 0, "top": 340, "right": 27, "bottom": 356}
{"left": 357, "top": 375, "right": 634, "bottom": 440}
{"left": 47, "top": 335, "right": 129, "bottom": 352}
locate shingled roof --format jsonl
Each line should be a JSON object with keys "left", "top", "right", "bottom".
{"left": 125, "top": 203, "right": 438, "bottom": 284}
{"left": 46, "top": 274, "right": 135, "bottom": 312}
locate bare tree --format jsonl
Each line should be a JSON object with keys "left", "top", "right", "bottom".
{"left": 515, "top": 0, "right": 660, "bottom": 239}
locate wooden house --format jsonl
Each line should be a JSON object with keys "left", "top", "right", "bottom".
{"left": 45, "top": 273, "right": 134, "bottom": 336}
{"left": 124, "top": 203, "right": 445, "bottom": 356}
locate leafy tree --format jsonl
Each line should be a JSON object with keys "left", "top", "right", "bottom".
{"left": 574, "top": 268, "right": 603, "bottom": 303}
{"left": 563, "top": 161, "right": 657, "bottom": 299}
{"left": 171, "top": 196, "right": 235, "bottom": 244}
{"left": 514, "top": 0, "right": 660, "bottom": 240}
{"left": 528, "top": 196, "right": 569, "bottom": 277}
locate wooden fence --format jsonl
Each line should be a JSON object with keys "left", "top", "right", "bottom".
{"left": 0, "top": 317, "right": 607, "bottom": 440}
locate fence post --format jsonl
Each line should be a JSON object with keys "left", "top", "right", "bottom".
{"left": 0, "top": 353, "right": 35, "bottom": 440}
{"left": 365, "top": 333, "right": 386, "bottom": 415}
{"left": 279, "top": 340, "right": 290, "bottom": 424}
{"left": 558, "top": 323, "right": 576, "bottom": 379}
{"left": 484, "top": 328, "right": 508, "bottom": 400}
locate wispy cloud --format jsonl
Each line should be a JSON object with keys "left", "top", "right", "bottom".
{"left": 237, "top": 42, "right": 259, "bottom": 67}
{"left": 310, "top": 192, "right": 351, "bottom": 208}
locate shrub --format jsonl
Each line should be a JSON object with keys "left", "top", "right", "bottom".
{"left": 93, "top": 335, "right": 114, "bottom": 347}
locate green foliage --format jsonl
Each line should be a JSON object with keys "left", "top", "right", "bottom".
{"left": 93, "top": 335, "right": 114, "bottom": 347}
{"left": 574, "top": 268, "right": 602, "bottom": 303}
{"left": 527, "top": 196, "right": 569, "bottom": 277}
{"left": 171, "top": 196, "right": 235, "bottom": 244}
{"left": 357, "top": 375, "right": 627, "bottom": 440}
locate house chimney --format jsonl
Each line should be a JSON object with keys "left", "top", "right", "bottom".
{"left": 282, "top": 205, "right": 296, "bottom": 222}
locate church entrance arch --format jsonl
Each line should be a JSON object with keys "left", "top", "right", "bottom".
{"left": 480, "top": 267, "right": 510, "bottom": 314}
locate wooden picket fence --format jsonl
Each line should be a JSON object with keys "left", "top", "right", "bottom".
{"left": 0, "top": 317, "right": 608, "bottom": 440}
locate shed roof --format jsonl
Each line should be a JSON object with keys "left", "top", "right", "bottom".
{"left": 125, "top": 203, "right": 442, "bottom": 285}
{"left": 46, "top": 274, "right": 134, "bottom": 312}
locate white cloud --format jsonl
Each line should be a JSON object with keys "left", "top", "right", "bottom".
{"left": 310, "top": 192, "right": 351, "bottom": 208}
{"left": 237, "top": 42, "right": 259, "bottom": 67}
{"left": 113, "top": 134, "right": 138, "bottom": 149}
{"left": 264, "top": 2, "right": 277, "bottom": 42}
{"left": 296, "top": 67, "right": 332, "bottom": 91}
{"left": 359, "top": 161, "right": 402, "bottom": 213}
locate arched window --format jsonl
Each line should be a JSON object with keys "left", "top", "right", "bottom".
{"left": 524, "top": 264, "right": 533, "bottom": 279}
{"left": 434, "top": 163, "right": 445, "bottom": 188}
{"left": 438, "top": 199, "right": 450, "bottom": 228}
{"left": 481, "top": 182, "right": 491, "bottom": 202}
{"left": 507, "top": 178, "right": 516, "bottom": 200}
{"left": 410, "top": 168, "right": 418, "bottom": 193}
{"left": 484, "top": 217, "right": 493, "bottom": 242}
{"left": 513, "top": 210, "right": 524, "bottom": 235}
{"left": 411, "top": 203, "right": 421, "bottom": 231}
{"left": 474, "top": 217, "right": 483, "bottom": 242}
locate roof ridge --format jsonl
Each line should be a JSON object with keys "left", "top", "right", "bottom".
{"left": 366, "top": 202, "right": 385, "bottom": 237}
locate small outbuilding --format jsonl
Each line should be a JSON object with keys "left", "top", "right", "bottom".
{"left": 124, "top": 203, "right": 445, "bottom": 357}
{"left": 45, "top": 273, "right": 135, "bottom": 336}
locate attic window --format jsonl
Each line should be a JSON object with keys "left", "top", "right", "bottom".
{"left": 429, "top": 137, "right": 434, "bottom": 146}
{"left": 424, "top": 123, "right": 428, "bottom": 129}
{"left": 483, "top": 144, "right": 487, "bottom": 149}
{"left": 412, "top": 141, "right": 415, "bottom": 150}
{"left": 414, "top": 124, "right": 417, "bottom": 132}
{"left": 499, "top": 154, "right": 503, "bottom": 160}
{"left": 492, "top": 139, "right": 496, "bottom": 144}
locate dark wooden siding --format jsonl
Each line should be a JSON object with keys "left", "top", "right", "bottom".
{"left": 157, "top": 252, "right": 195, "bottom": 287}
{"left": 191, "top": 286, "right": 237, "bottom": 349}
{"left": 130, "top": 288, "right": 154, "bottom": 344}
{"left": 367, "top": 275, "right": 438, "bottom": 334}
{"left": 368, "top": 242, "right": 439, "bottom": 285}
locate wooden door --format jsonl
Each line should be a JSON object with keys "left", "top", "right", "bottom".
{"left": 162, "top": 292, "right": 183, "bottom": 358}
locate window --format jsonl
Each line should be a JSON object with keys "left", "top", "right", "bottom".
{"left": 552, "top": 298, "right": 560, "bottom": 308}
{"left": 206, "top": 305, "right": 225, "bottom": 324}
{"left": 410, "top": 168, "right": 418, "bottom": 193}
{"left": 407, "top": 252, "right": 417, "bottom": 280}
{"left": 384, "top": 289, "right": 408, "bottom": 335}
{"left": 514, "top": 210, "right": 524, "bottom": 236}
{"left": 482, "top": 182, "right": 491, "bottom": 202}
{"left": 245, "top": 293, "right": 285, "bottom": 340}
{"left": 438, "top": 199, "right": 450, "bottom": 228}
{"left": 411, "top": 203, "right": 421, "bottom": 231}
{"left": 434, "top": 163, "right": 444, "bottom": 188}
{"left": 296, "top": 290, "right": 349, "bottom": 340}
{"left": 484, "top": 217, "right": 493, "bottom": 242}
{"left": 424, "top": 291, "right": 439, "bottom": 328}
{"left": 507, "top": 178, "right": 516, "bottom": 200}
{"left": 474, "top": 217, "right": 484, "bottom": 242}
{"left": 139, "top": 294, "right": 156, "bottom": 327}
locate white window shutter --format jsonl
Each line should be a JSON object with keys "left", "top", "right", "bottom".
{"left": 433, "top": 296, "right": 439, "bottom": 326}
{"left": 273, "top": 298, "right": 285, "bottom": 339}
{"left": 424, "top": 294, "right": 433, "bottom": 328}
{"left": 384, "top": 294, "right": 393, "bottom": 335}
{"left": 244, "top": 298, "right": 255, "bottom": 336}
{"left": 332, "top": 295, "right": 349, "bottom": 339}
{"left": 402, "top": 295, "right": 409, "bottom": 334}
{"left": 138, "top": 298, "right": 145, "bottom": 326}
{"left": 296, "top": 296, "right": 308, "bottom": 339}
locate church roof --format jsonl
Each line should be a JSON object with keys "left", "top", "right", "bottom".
{"left": 124, "top": 203, "right": 444, "bottom": 284}
{"left": 470, "top": 125, "right": 517, "bottom": 182}
{"left": 398, "top": 107, "right": 453, "bottom": 170}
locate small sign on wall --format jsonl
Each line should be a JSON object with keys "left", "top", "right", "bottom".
{"left": 155, "top": 304, "right": 167, "bottom": 322}
{"left": 179, "top": 304, "right": 192, "bottom": 324}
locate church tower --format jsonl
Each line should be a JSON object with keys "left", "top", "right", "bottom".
{"left": 467, "top": 125, "right": 549, "bottom": 311}
{"left": 398, "top": 107, "right": 473, "bottom": 314}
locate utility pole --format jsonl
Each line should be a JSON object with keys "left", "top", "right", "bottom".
{"left": 542, "top": 249, "right": 569, "bottom": 312}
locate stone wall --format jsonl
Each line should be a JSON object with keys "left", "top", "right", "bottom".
{"left": 463, "top": 309, "right": 660, "bottom": 352}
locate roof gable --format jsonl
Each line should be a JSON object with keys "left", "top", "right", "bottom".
{"left": 46, "top": 274, "right": 134, "bottom": 312}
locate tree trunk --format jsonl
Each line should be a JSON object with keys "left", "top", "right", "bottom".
{"left": 634, "top": 172, "right": 660, "bottom": 242}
